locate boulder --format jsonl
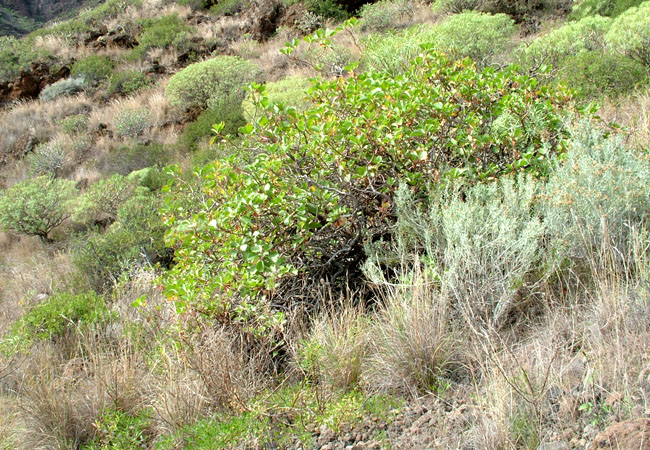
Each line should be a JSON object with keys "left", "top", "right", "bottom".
{"left": 588, "top": 418, "right": 650, "bottom": 449}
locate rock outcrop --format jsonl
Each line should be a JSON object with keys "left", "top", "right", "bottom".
{"left": 588, "top": 418, "right": 650, "bottom": 450}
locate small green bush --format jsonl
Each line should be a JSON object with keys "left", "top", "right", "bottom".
{"left": 570, "top": 0, "right": 643, "bottom": 19}
{"left": 242, "top": 76, "right": 311, "bottom": 123}
{"left": 359, "top": 0, "right": 415, "bottom": 31}
{"left": 1, "top": 291, "right": 109, "bottom": 355}
{"left": 82, "top": 409, "right": 152, "bottom": 450}
{"left": 71, "top": 55, "right": 115, "bottom": 83}
{"left": 114, "top": 107, "right": 150, "bottom": 139}
{"left": 165, "top": 55, "right": 263, "bottom": 109}
{"left": 39, "top": 77, "right": 86, "bottom": 102}
{"left": 0, "top": 36, "right": 48, "bottom": 81}
{"left": 28, "top": 141, "right": 69, "bottom": 177}
{"left": 431, "top": 11, "right": 517, "bottom": 67}
{"left": 108, "top": 70, "right": 152, "bottom": 96}
{"left": 559, "top": 51, "right": 648, "bottom": 99}
{"left": 362, "top": 13, "right": 516, "bottom": 74}
{"left": 73, "top": 191, "right": 168, "bottom": 290}
{"left": 0, "top": 176, "right": 76, "bottom": 241}
{"left": 180, "top": 105, "right": 245, "bottom": 150}
{"left": 517, "top": 15, "right": 612, "bottom": 71}
{"left": 605, "top": 1, "right": 650, "bottom": 66}
{"left": 126, "top": 167, "right": 171, "bottom": 191}
{"left": 135, "top": 14, "right": 190, "bottom": 55}
{"left": 59, "top": 114, "right": 89, "bottom": 134}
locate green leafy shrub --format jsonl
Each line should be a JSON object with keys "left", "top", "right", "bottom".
{"left": 28, "top": 140, "right": 69, "bottom": 177}
{"left": 165, "top": 55, "right": 263, "bottom": 109}
{"left": 0, "top": 176, "right": 76, "bottom": 241}
{"left": 59, "top": 114, "right": 89, "bottom": 134}
{"left": 71, "top": 55, "right": 115, "bottom": 83}
{"left": 1, "top": 291, "right": 109, "bottom": 355}
{"left": 39, "top": 77, "right": 86, "bottom": 102}
{"left": 114, "top": 107, "right": 150, "bottom": 139}
{"left": 559, "top": 51, "right": 648, "bottom": 99}
{"left": 107, "top": 70, "right": 152, "bottom": 96}
{"left": 0, "top": 36, "right": 48, "bottom": 81}
{"left": 359, "top": 0, "right": 415, "bottom": 31}
{"left": 74, "top": 191, "right": 169, "bottom": 290}
{"left": 242, "top": 76, "right": 311, "bottom": 123}
{"left": 180, "top": 106, "right": 245, "bottom": 150}
{"left": 135, "top": 14, "right": 190, "bottom": 54}
{"left": 431, "top": 11, "right": 517, "bottom": 67}
{"left": 162, "top": 50, "right": 572, "bottom": 330}
{"left": 517, "top": 16, "right": 612, "bottom": 72}
{"left": 570, "top": 0, "right": 643, "bottom": 19}
{"left": 605, "top": 1, "right": 650, "bottom": 66}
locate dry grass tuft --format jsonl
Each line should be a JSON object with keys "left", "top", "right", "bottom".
{"left": 301, "top": 302, "right": 369, "bottom": 392}
{"left": 0, "top": 237, "right": 76, "bottom": 334}
{"left": 364, "top": 261, "right": 464, "bottom": 394}
{"left": 600, "top": 90, "right": 650, "bottom": 149}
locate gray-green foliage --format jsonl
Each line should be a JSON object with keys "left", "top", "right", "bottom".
{"left": 361, "top": 26, "right": 433, "bottom": 76}
{"left": 359, "top": 0, "right": 415, "bottom": 31}
{"left": 115, "top": 108, "right": 150, "bottom": 139}
{"left": 542, "top": 123, "right": 650, "bottom": 276}
{"left": 517, "top": 15, "right": 612, "bottom": 71}
{"left": 365, "top": 177, "right": 545, "bottom": 329}
{"left": 39, "top": 77, "right": 86, "bottom": 102}
{"left": 0, "top": 176, "right": 76, "bottom": 240}
{"left": 362, "top": 12, "right": 516, "bottom": 75}
{"left": 431, "top": 11, "right": 517, "bottom": 67}
{"left": 28, "top": 140, "right": 69, "bottom": 176}
{"left": 165, "top": 56, "right": 262, "bottom": 109}
{"left": 605, "top": 1, "right": 650, "bottom": 66}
